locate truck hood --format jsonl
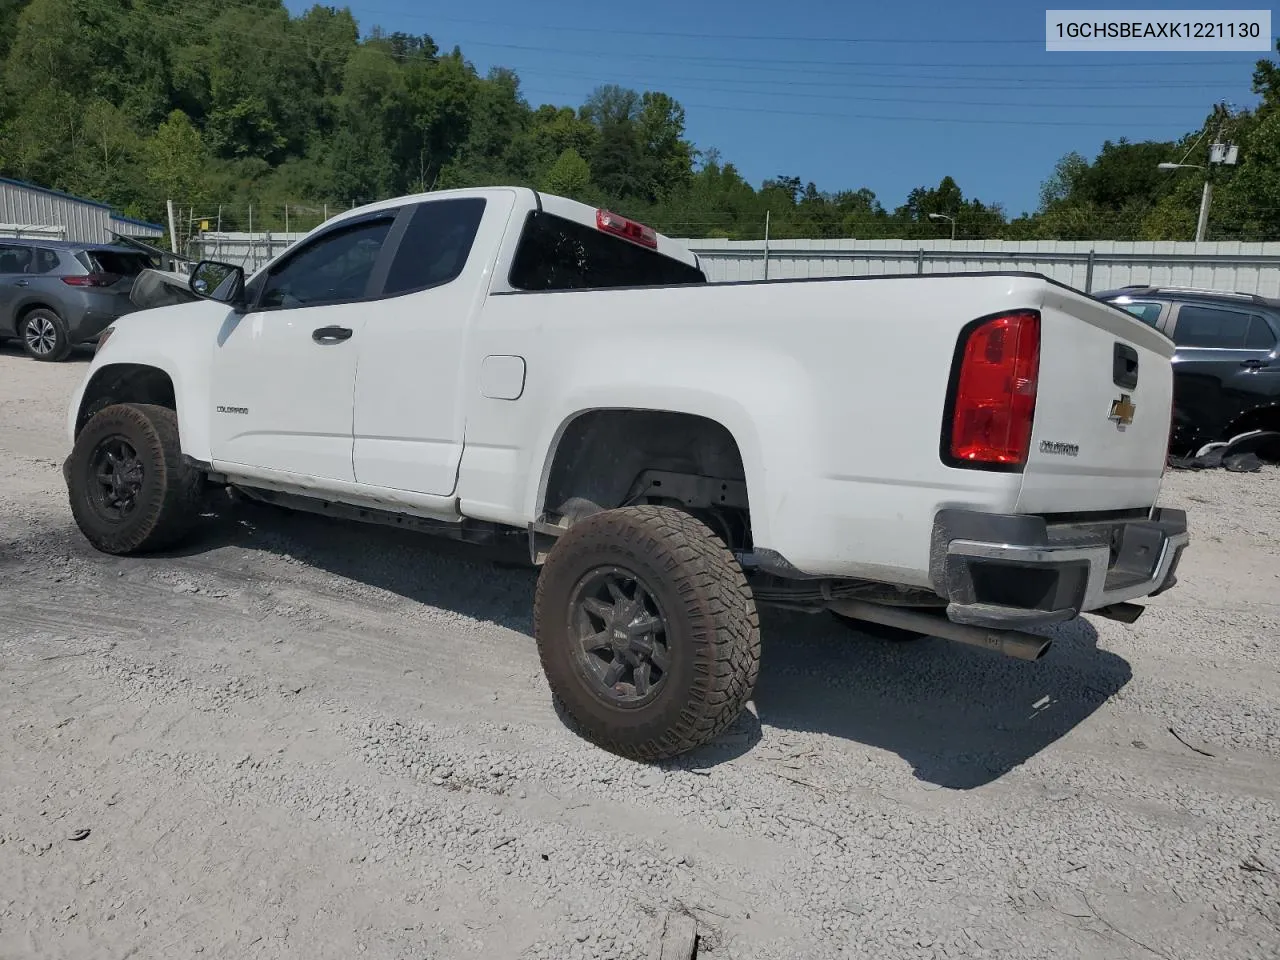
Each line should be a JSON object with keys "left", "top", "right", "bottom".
{"left": 96, "top": 298, "right": 238, "bottom": 360}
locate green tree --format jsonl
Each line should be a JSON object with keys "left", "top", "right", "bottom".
{"left": 1, "top": 0, "right": 1276, "bottom": 246}
{"left": 541, "top": 148, "right": 592, "bottom": 200}
{"left": 144, "top": 109, "right": 206, "bottom": 206}
{"left": 1039, "top": 151, "right": 1087, "bottom": 210}
{"left": 0, "top": 0, "right": 31, "bottom": 61}
{"left": 636, "top": 91, "right": 693, "bottom": 200}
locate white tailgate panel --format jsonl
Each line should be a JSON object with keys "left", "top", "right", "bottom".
{"left": 1017, "top": 289, "right": 1174, "bottom": 514}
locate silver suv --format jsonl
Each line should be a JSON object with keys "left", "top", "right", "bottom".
{"left": 0, "top": 240, "right": 153, "bottom": 361}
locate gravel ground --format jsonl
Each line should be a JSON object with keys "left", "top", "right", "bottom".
{"left": 1, "top": 342, "right": 1278, "bottom": 960}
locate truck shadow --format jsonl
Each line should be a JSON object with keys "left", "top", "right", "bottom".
{"left": 172, "top": 501, "right": 1131, "bottom": 791}
{"left": 748, "top": 608, "right": 1129, "bottom": 789}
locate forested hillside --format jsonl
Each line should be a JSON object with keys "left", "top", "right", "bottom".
{"left": 1, "top": 0, "right": 1278, "bottom": 240}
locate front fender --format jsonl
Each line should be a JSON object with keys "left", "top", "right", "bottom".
{"left": 66, "top": 303, "right": 224, "bottom": 462}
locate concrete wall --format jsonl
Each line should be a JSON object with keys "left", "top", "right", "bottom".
{"left": 680, "top": 238, "right": 1280, "bottom": 297}
{"left": 190, "top": 228, "right": 1280, "bottom": 299}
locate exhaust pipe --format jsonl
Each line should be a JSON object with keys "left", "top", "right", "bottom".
{"left": 829, "top": 600, "right": 1052, "bottom": 662}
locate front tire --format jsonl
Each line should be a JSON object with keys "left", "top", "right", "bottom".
{"left": 67, "top": 403, "right": 203, "bottom": 555}
{"left": 19, "top": 308, "right": 72, "bottom": 361}
{"left": 534, "top": 505, "right": 760, "bottom": 762}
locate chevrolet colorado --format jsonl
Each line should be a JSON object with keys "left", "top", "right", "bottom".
{"left": 62, "top": 187, "right": 1189, "bottom": 760}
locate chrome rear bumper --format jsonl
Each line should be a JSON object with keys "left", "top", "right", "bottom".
{"left": 931, "top": 507, "right": 1189, "bottom": 630}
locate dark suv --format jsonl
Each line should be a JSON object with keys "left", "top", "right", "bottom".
{"left": 0, "top": 240, "right": 154, "bottom": 361}
{"left": 1095, "top": 284, "right": 1280, "bottom": 455}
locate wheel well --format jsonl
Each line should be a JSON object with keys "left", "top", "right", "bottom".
{"left": 75, "top": 365, "right": 177, "bottom": 437}
{"left": 16, "top": 302, "right": 57, "bottom": 325}
{"left": 541, "top": 410, "right": 752, "bottom": 550}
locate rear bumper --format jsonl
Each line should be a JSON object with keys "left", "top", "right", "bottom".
{"left": 931, "top": 507, "right": 1188, "bottom": 630}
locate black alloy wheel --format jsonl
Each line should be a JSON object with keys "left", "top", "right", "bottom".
{"left": 568, "top": 565, "right": 672, "bottom": 707}
{"left": 86, "top": 436, "right": 147, "bottom": 523}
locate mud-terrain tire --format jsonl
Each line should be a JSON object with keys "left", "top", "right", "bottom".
{"left": 829, "top": 610, "right": 929, "bottom": 642}
{"left": 534, "top": 505, "right": 760, "bottom": 761}
{"left": 19, "top": 308, "right": 72, "bottom": 362}
{"left": 67, "top": 403, "right": 203, "bottom": 555}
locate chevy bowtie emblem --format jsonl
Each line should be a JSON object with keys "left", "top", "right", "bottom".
{"left": 1109, "top": 393, "right": 1136, "bottom": 425}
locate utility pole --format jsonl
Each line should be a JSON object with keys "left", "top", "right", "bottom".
{"left": 1158, "top": 103, "right": 1239, "bottom": 243}
{"left": 166, "top": 199, "right": 179, "bottom": 255}
{"left": 1195, "top": 180, "right": 1213, "bottom": 243}
{"left": 763, "top": 210, "right": 771, "bottom": 280}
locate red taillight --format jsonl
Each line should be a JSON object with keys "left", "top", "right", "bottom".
{"left": 596, "top": 209, "right": 658, "bottom": 248}
{"left": 62, "top": 273, "right": 119, "bottom": 287}
{"left": 948, "top": 310, "right": 1040, "bottom": 467}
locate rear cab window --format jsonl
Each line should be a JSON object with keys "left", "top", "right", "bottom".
{"left": 509, "top": 211, "right": 706, "bottom": 291}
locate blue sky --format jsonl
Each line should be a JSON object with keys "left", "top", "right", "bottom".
{"left": 286, "top": 0, "right": 1273, "bottom": 216}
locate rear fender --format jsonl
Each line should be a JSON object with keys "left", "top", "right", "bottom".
{"left": 528, "top": 356, "right": 819, "bottom": 551}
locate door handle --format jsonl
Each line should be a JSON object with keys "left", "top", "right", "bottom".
{"left": 13, "top": 279, "right": 28, "bottom": 287}
{"left": 1113, "top": 342, "right": 1139, "bottom": 389}
{"left": 312, "top": 325, "right": 353, "bottom": 344}
{"left": 1240, "top": 358, "right": 1270, "bottom": 370}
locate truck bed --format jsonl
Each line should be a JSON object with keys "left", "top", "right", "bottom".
{"left": 465, "top": 270, "right": 1173, "bottom": 586}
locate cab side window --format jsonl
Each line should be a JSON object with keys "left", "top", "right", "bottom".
{"left": 1245, "top": 315, "right": 1277, "bottom": 350}
{"left": 383, "top": 198, "right": 487, "bottom": 297}
{"left": 1173, "top": 304, "right": 1273, "bottom": 350}
{"left": 257, "top": 217, "right": 393, "bottom": 310}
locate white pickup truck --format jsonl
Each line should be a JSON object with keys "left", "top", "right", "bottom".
{"left": 62, "top": 187, "right": 1189, "bottom": 760}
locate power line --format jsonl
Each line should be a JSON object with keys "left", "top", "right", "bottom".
{"left": 337, "top": 4, "right": 1274, "bottom": 52}
{"left": 40, "top": 5, "right": 1241, "bottom": 131}
{"left": 121, "top": 0, "right": 1275, "bottom": 75}
{"left": 522, "top": 63, "right": 1250, "bottom": 87}
{"left": 64, "top": 0, "right": 1267, "bottom": 117}
{"left": 513, "top": 87, "right": 1221, "bottom": 128}
{"left": 435, "top": 36, "right": 1275, "bottom": 74}
{"left": 511, "top": 66, "right": 1238, "bottom": 107}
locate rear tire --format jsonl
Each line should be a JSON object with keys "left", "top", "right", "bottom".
{"left": 19, "top": 308, "right": 72, "bottom": 362}
{"left": 829, "top": 610, "right": 929, "bottom": 642}
{"left": 534, "top": 505, "right": 760, "bottom": 761}
{"left": 67, "top": 403, "right": 203, "bottom": 555}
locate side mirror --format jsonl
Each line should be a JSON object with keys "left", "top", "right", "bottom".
{"left": 189, "top": 260, "right": 248, "bottom": 310}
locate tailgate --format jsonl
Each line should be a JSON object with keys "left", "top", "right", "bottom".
{"left": 1017, "top": 284, "right": 1175, "bottom": 514}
